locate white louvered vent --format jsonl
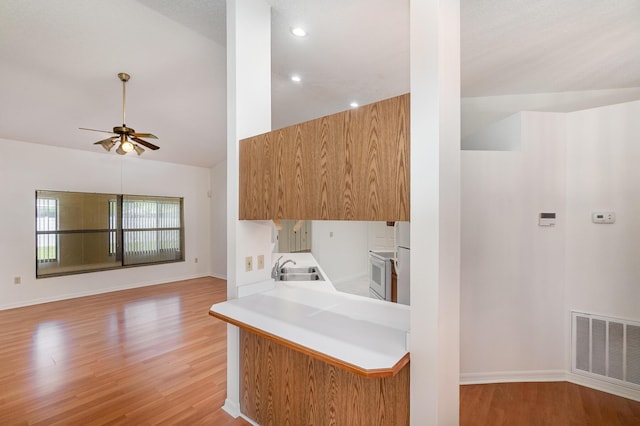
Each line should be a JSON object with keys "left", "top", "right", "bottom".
{"left": 572, "top": 311, "right": 640, "bottom": 390}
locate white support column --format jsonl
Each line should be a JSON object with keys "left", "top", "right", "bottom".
{"left": 225, "top": 0, "right": 271, "bottom": 417}
{"left": 410, "top": 0, "right": 461, "bottom": 424}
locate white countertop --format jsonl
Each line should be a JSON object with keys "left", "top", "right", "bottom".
{"left": 210, "top": 253, "right": 410, "bottom": 375}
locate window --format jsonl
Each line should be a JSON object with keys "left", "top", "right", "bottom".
{"left": 35, "top": 191, "right": 184, "bottom": 278}
{"left": 122, "top": 196, "right": 183, "bottom": 265}
{"left": 36, "top": 198, "right": 58, "bottom": 262}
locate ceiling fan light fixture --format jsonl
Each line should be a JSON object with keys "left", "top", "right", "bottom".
{"left": 115, "top": 144, "right": 127, "bottom": 155}
{"left": 121, "top": 139, "right": 134, "bottom": 153}
{"left": 133, "top": 144, "right": 145, "bottom": 156}
{"left": 96, "top": 138, "right": 117, "bottom": 151}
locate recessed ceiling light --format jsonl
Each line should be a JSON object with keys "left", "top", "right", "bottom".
{"left": 291, "top": 75, "right": 301, "bottom": 82}
{"left": 350, "top": 101, "right": 359, "bottom": 108}
{"left": 290, "top": 27, "right": 307, "bottom": 37}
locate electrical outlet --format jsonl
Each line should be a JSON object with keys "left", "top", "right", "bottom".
{"left": 14, "top": 276, "right": 21, "bottom": 285}
{"left": 257, "top": 255, "right": 264, "bottom": 270}
{"left": 245, "top": 256, "right": 253, "bottom": 272}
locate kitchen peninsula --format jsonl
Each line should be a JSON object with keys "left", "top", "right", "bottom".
{"left": 209, "top": 253, "right": 410, "bottom": 425}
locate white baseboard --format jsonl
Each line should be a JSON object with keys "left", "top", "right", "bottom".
{"left": 222, "top": 398, "right": 259, "bottom": 425}
{"left": 460, "top": 369, "right": 640, "bottom": 402}
{"left": 239, "top": 414, "right": 260, "bottom": 426}
{"left": 0, "top": 273, "right": 208, "bottom": 311}
{"left": 567, "top": 372, "right": 640, "bottom": 402}
{"left": 210, "top": 272, "right": 227, "bottom": 280}
{"left": 222, "top": 399, "right": 241, "bottom": 418}
{"left": 460, "top": 369, "right": 566, "bottom": 385}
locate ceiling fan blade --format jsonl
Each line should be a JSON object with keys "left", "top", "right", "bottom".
{"left": 79, "top": 127, "right": 116, "bottom": 134}
{"left": 131, "top": 132, "right": 158, "bottom": 139}
{"left": 131, "top": 136, "right": 159, "bottom": 150}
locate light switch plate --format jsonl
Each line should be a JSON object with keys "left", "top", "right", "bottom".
{"left": 257, "top": 255, "right": 264, "bottom": 270}
{"left": 245, "top": 256, "right": 253, "bottom": 272}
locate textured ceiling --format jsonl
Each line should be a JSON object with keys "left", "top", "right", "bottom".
{"left": 136, "top": 0, "right": 227, "bottom": 45}
{"left": 461, "top": 0, "right": 640, "bottom": 96}
{"left": 0, "top": 0, "right": 638, "bottom": 167}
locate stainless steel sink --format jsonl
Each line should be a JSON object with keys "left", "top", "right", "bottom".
{"left": 277, "top": 271, "right": 324, "bottom": 281}
{"left": 280, "top": 266, "right": 319, "bottom": 274}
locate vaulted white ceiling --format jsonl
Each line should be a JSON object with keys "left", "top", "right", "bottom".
{"left": 0, "top": 0, "right": 638, "bottom": 167}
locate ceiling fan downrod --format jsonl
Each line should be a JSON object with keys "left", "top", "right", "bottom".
{"left": 118, "top": 72, "right": 130, "bottom": 127}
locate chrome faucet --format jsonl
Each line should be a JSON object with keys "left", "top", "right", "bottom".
{"left": 271, "top": 256, "right": 283, "bottom": 279}
{"left": 280, "top": 258, "right": 296, "bottom": 269}
{"left": 271, "top": 256, "right": 296, "bottom": 279}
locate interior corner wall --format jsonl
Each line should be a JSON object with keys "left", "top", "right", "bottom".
{"left": 0, "top": 138, "right": 212, "bottom": 310}
{"left": 565, "top": 100, "right": 640, "bottom": 322}
{"left": 210, "top": 160, "right": 227, "bottom": 279}
{"left": 460, "top": 111, "right": 566, "bottom": 378}
{"left": 461, "top": 100, "right": 640, "bottom": 389}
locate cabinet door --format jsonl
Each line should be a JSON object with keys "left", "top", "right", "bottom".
{"left": 239, "top": 93, "right": 410, "bottom": 221}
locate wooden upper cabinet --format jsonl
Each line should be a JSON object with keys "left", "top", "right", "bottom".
{"left": 239, "top": 93, "right": 410, "bottom": 221}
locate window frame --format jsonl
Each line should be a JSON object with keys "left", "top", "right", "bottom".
{"left": 35, "top": 190, "right": 185, "bottom": 278}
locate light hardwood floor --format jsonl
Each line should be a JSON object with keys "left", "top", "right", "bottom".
{"left": 2, "top": 277, "right": 639, "bottom": 425}
{"left": 0, "top": 277, "right": 249, "bottom": 425}
{"left": 461, "top": 381, "right": 640, "bottom": 425}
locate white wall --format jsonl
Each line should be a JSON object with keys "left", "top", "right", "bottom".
{"left": 460, "top": 112, "right": 566, "bottom": 379}
{"left": 462, "top": 87, "right": 640, "bottom": 139}
{"left": 565, "top": 100, "right": 640, "bottom": 322}
{"left": 225, "top": 0, "right": 273, "bottom": 416}
{"left": 311, "top": 221, "right": 369, "bottom": 283}
{"left": 210, "top": 160, "right": 227, "bottom": 279}
{"left": 461, "top": 113, "right": 521, "bottom": 151}
{"left": 0, "top": 138, "right": 211, "bottom": 310}
{"left": 461, "top": 101, "right": 640, "bottom": 402}
{"left": 410, "top": 0, "right": 461, "bottom": 423}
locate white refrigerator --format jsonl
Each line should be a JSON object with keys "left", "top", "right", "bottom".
{"left": 395, "top": 222, "right": 410, "bottom": 305}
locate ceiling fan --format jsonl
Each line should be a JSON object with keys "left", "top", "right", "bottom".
{"left": 80, "top": 72, "right": 159, "bottom": 156}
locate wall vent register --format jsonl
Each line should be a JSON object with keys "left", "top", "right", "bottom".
{"left": 572, "top": 311, "right": 640, "bottom": 390}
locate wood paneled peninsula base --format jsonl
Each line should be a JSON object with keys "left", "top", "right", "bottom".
{"left": 209, "top": 283, "right": 411, "bottom": 425}
{"left": 240, "top": 329, "right": 409, "bottom": 426}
